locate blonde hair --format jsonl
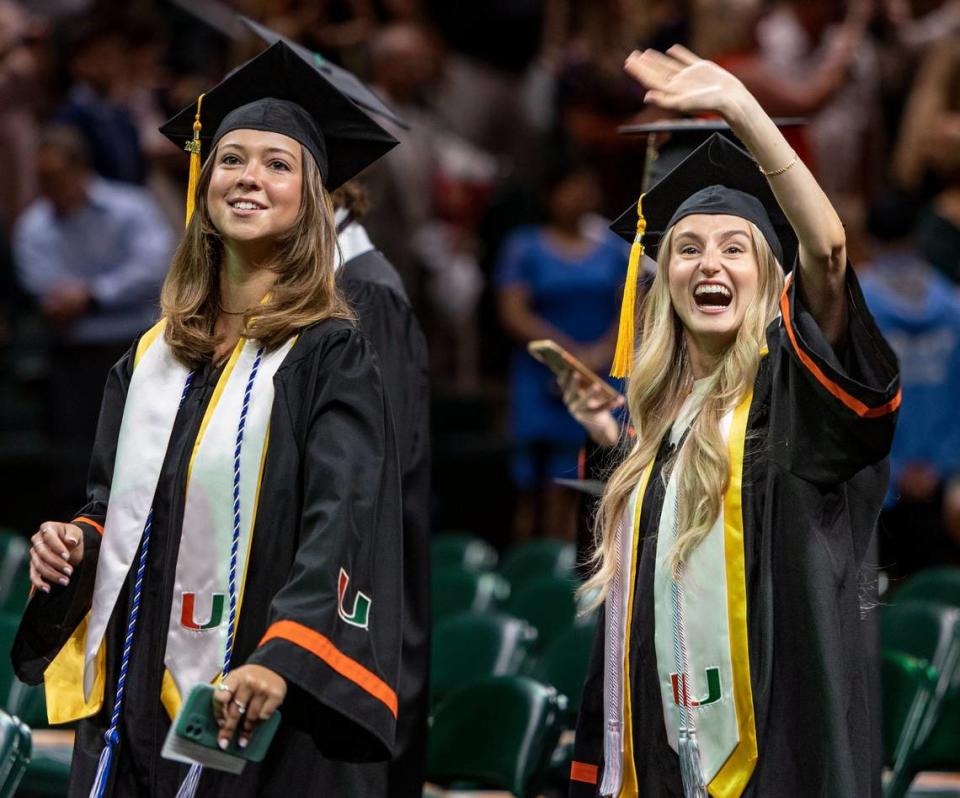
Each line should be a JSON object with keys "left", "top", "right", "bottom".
{"left": 581, "top": 220, "right": 784, "bottom": 607}
{"left": 160, "top": 142, "right": 352, "bottom": 368}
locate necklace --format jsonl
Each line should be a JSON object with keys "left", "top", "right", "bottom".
{"left": 218, "top": 303, "right": 250, "bottom": 316}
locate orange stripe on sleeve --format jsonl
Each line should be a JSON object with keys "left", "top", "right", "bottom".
{"left": 570, "top": 761, "right": 598, "bottom": 785}
{"left": 780, "top": 279, "right": 900, "bottom": 419}
{"left": 72, "top": 517, "right": 104, "bottom": 536}
{"left": 259, "top": 619, "right": 398, "bottom": 718}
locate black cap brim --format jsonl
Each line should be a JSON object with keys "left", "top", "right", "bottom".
{"left": 239, "top": 16, "right": 409, "bottom": 130}
{"left": 610, "top": 133, "right": 797, "bottom": 267}
{"left": 159, "top": 41, "right": 399, "bottom": 191}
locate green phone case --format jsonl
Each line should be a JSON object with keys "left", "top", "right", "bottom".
{"left": 174, "top": 683, "right": 281, "bottom": 763}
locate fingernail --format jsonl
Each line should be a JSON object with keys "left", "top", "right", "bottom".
{"left": 58, "top": 577, "right": 68, "bottom": 586}
{"left": 238, "top": 737, "right": 248, "bottom": 749}
{"left": 66, "top": 538, "right": 78, "bottom": 546}
{"left": 218, "top": 738, "right": 228, "bottom": 750}
{"left": 217, "top": 719, "right": 224, "bottom": 727}
{"left": 61, "top": 550, "right": 70, "bottom": 560}
{"left": 63, "top": 565, "right": 73, "bottom": 576}
{"left": 41, "top": 584, "right": 50, "bottom": 593}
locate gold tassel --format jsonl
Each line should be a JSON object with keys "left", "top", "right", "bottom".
{"left": 610, "top": 193, "right": 646, "bottom": 378}
{"left": 184, "top": 93, "right": 205, "bottom": 228}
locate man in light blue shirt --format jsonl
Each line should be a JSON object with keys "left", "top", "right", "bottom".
{"left": 13, "top": 125, "right": 172, "bottom": 513}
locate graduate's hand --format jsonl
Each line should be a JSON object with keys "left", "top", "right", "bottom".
{"left": 559, "top": 370, "right": 624, "bottom": 448}
{"left": 624, "top": 45, "right": 747, "bottom": 120}
{"left": 29, "top": 521, "right": 83, "bottom": 594}
{"left": 213, "top": 664, "right": 287, "bottom": 750}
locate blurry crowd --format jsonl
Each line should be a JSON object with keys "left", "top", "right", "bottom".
{"left": 0, "top": 0, "right": 959, "bottom": 582}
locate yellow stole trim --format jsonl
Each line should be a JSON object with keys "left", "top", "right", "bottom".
{"left": 708, "top": 388, "right": 758, "bottom": 797}
{"left": 618, "top": 460, "right": 655, "bottom": 798}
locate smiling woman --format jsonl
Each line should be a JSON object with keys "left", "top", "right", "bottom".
{"left": 569, "top": 47, "right": 901, "bottom": 798}
{"left": 11, "top": 41, "right": 410, "bottom": 798}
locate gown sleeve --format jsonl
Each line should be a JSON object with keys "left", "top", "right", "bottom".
{"left": 11, "top": 342, "right": 135, "bottom": 684}
{"left": 768, "top": 264, "right": 901, "bottom": 484}
{"left": 245, "top": 328, "right": 404, "bottom": 760}
{"left": 569, "top": 605, "right": 606, "bottom": 798}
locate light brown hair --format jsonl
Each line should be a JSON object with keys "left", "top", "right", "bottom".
{"left": 160, "top": 142, "right": 352, "bottom": 368}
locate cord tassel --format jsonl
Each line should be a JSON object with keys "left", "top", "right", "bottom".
{"left": 610, "top": 194, "right": 646, "bottom": 378}
{"left": 175, "top": 763, "right": 203, "bottom": 798}
{"left": 184, "top": 93, "right": 205, "bottom": 227}
{"left": 89, "top": 728, "right": 119, "bottom": 798}
{"left": 678, "top": 728, "right": 708, "bottom": 798}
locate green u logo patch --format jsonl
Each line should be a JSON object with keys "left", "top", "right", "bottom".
{"left": 180, "top": 592, "right": 225, "bottom": 631}
{"left": 338, "top": 568, "right": 371, "bottom": 629}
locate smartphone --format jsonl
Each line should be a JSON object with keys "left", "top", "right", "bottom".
{"left": 527, "top": 339, "right": 622, "bottom": 407}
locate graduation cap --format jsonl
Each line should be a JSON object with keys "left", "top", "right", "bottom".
{"left": 160, "top": 41, "right": 399, "bottom": 224}
{"left": 239, "top": 16, "right": 409, "bottom": 130}
{"left": 608, "top": 133, "right": 798, "bottom": 378}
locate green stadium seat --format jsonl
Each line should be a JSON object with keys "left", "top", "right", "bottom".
{"left": 427, "top": 676, "right": 567, "bottom": 798}
{"left": 0, "top": 710, "right": 30, "bottom": 798}
{"left": 431, "top": 612, "right": 537, "bottom": 704}
{"left": 894, "top": 568, "right": 960, "bottom": 609}
{"left": 0, "top": 530, "right": 30, "bottom": 615}
{"left": 431, "top": 566, "right": 509, "bottom": 623}
{"left": 431, "top": 534, "right": 498, "bottom": 573}
{"left": 499, "top": 540, "right": 577, "bottom": 589}
{"left": 505, "top": 575, "right": 595, "bottom": 650}
{"left": 529, "top": 621, "right": 597, "bottom": 718}
{"left": 881, "top": 601, "right": 960, "bottom": 798}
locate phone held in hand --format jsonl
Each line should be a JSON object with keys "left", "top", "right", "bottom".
{"left": 527, "top": 339, "right": 622, "bottom": 409}
{"left": 161, "top": 683, "right": 281, "bottom": 774}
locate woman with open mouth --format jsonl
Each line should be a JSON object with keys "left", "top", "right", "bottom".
{"left": 569, "top": 46, "right": 900, "bottom": 798}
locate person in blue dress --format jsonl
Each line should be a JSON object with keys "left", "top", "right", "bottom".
{"left": 496, "top": 161, "right": 628, "bottom": 540}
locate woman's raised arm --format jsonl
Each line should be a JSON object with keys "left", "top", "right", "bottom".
{"left": 625, "top": 45, "right": 849, "bottom": 345}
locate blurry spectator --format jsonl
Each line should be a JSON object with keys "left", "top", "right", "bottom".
{"left": 553, "top": 0, "right": 656, "bottom": 215}
{"left": 55, "top": 14, "right": 147, "bottom": 184}
{"left": 893, "top": 38, "right": 960, "bottom": 281}
{"left": 0, "top": 1, "right": 42, "bottom": 233}
{"left": 363, "top": 22, "right": 494, "bottom": 389}
{"left": 859, "top": 192, "right": 960, "bottom": 578}
{"left": 429, "top": 0, "right": 543, "bottom": 162}
{"left": 496, "top": 161, "right": 627, "bottom": 541}
{"left": 755, "top": 0, "right": 882, "bottom": 203}
{"left": 13, "top": 125, "right": 171, "bottom": 514}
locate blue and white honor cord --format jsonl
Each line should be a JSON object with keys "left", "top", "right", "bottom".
{"left": 176, "top": 347, "right": 263, "bottom": 798}
{"left": 89, "top": 372, "right": 195, "bottom": 798}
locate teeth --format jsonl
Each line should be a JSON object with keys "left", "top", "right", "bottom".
{"left": 695, "top": 284, "right": 731, "bottom": 297}
{"left": 232, "top": 201, "right": 261, "bottom": 210}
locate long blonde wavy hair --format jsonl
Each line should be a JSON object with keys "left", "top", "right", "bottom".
{"left": 160, "top": 141, "right": 352, "bottom": 368}
{"left": 581, "top": 219, "right": 784, "bottom": 608}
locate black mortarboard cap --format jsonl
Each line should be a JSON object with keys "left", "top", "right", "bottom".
{"left": 610, "top": 133, "right": 796, "bottom": 266}
{"left": 240, "top": 16, "right": 409, "bottom": 130}
{"left": 160, "top": 41, "right": 398, "bottom": 200}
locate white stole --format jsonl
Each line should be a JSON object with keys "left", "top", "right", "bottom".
{"left": 83, "top": 326, "right": 294, "bottom": 702}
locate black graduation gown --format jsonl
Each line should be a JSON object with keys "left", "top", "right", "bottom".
{"left": 570, "top": 267, "right": 900, "bottom": 798}
{"left": 337, "top": 245, "right": 431, "bottom": 798}
{"left": 12, "top": 319, "right": 404, "bottom": 797}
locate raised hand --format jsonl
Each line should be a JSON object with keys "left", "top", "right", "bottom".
{"left": 624, "top": 45, "right": 747, "bottom": 119}
{"left": 29, "top": 521, "right": 84, "bottom": 593}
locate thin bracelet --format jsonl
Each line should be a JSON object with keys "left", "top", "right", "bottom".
{"left": 759, "top": 151, "right": 798, "bottom": 177}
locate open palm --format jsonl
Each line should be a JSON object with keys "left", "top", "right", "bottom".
{"left": 624, "top": 45, "right": 745, "bottom": 118}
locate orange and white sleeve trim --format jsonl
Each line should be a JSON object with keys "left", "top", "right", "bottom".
{"left": 259, "top": 619, "right": 398, "bottom": 718}
{"left": 780, "top": 273, "right": 901, "bottom": 419}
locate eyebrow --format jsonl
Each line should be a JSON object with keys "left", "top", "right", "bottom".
{"left": 674, "top": 228, "right": 750, "bottom": 242}
{"left": 218, "top": 142, "right": 300, "bottom": 161}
